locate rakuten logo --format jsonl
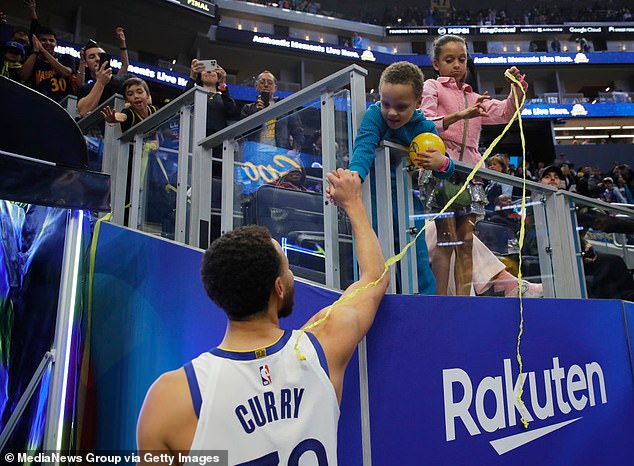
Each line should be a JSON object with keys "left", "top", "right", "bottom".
{"left": 443, "top": 357, "right": 607, "bottom": 454}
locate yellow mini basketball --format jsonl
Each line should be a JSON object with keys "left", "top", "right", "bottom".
{"left": 409, "top": 132, "right": 446, "bottom": 167}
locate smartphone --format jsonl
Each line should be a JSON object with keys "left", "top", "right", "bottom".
{"left": 201, "top": 59, "right": 217, "bottom": 72}
{"left": 260, "top": 91, "right": 270, "bottom": 106}
{"left": 98, "top": 52, "right": 111, "bottom": 69}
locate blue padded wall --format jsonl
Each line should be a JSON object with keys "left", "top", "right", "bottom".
{"left": 88, "top": 223, "right": 634, "bottom": 465}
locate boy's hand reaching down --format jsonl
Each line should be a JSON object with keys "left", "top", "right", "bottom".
{"left": 326, "top": 169, "right": 362, "bottom": 209}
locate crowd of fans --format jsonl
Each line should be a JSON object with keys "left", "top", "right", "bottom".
{"left": 3, "top": 2, "right": 634, "bottom": 302}
{"left": 482, "top": 159, "right": 634, "bottom": 300}
{"left": 1, "top": 2, "right": 131, "bottom": 108}
{"left": 244, "top": 0, "right": 322, "bottom": 14}
{"left": 4, "top": 3, "right": 633, "bottom": 208}
{"left": 381, "top": 4, "right": 633, "bottom": 27}
{"left": 487, "top": 154, "right": 634, "bottom": 205}
{"left": 235, "top": 0, "right": 632, "bottom": 27}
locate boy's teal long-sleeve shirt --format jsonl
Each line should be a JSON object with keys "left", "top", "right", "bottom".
{"left": 349, "top": 102, "right": 455, "bottom": 180}
{"left": 348, "top": 102, "right": 455, "bottom": 295}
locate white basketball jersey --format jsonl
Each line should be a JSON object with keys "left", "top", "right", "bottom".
{"left": 185, "top": 330, "right": 340, "bottom": 465}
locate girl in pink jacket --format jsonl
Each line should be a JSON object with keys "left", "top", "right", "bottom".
{"left": 420, "top": 34, "right": 527, "bottom": 296}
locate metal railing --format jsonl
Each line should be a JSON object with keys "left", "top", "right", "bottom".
{"left": 58, "top": 95, "right": 78, "bottom": 120}
{"left": 62, "top": 65, "right": 634, "bottom": 300}
{"left": 76, "top": 94, "right": 125, "bottom": 176}
{"left": 371, "top": 141, "right": 634, "bottom": 298}
{"left": 198, "top": 64, "right": 368, "bottom": 288}
{"left": 109, "top": 86, "right": 209, "bottom": 241}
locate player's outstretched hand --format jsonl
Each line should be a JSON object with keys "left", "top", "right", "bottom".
{"left": 326, "top": 169, "right": 362, "bottom": 209}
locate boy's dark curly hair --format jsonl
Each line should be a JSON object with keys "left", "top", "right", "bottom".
{"left": 201, "top": 225, "right": 281, "bottom": 320}
{"left": 379, "top": 61, "right": 425, "bottom": 99}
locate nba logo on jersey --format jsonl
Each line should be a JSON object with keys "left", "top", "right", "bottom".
{"left": 260, "top": 364, "right": 272, "bottom": 386}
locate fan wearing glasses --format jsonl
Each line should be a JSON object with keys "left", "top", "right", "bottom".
{"left": 240, "top": 70, "right": 304, "bottom": 152}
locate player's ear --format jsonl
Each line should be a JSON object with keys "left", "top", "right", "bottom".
{"left": 274, "top": 276, "right": 284, "bottom": 299}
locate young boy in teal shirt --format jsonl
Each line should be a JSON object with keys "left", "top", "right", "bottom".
{"left": 349, "top": 61, "right": 454, "bottom": 294}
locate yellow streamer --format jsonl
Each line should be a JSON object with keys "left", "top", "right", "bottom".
{"left": 77, "top": 211, "right": 112, "bottom": 447}
{"left": 508, "top": 73, "right": 531, "bottom": 429}
{"left": 297, "top": 70, "right": 531, "bottom": 427}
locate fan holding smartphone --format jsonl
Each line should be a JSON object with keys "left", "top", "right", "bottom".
{"left": 184, "top": 59, "right": 238, "bottom": 136}
{"left": 76, "top": 28, "right": 131, "bottom": 117}
{"left": 98, "top": 52, "right": 112, "bottom": 70}
{"left": 189, "top": 58, "right": 229, "bottom": 92}
{"left": 239, "top": 70, "right": 305, "bottom": 152}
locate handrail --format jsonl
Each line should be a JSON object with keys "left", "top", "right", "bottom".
{"left": 119, "top": 86, "right": 207, "bottom": 143}
{"left": 58, "top": 94, "right": 78, "bottom": 118}
{"left": 381, "top": 140, "right": 634, "bottom": 218}
{"left": 199, "top": 64, "right": 368, "bottom": 148}
{"left": 382, "top": 141, "right": 557, "bottom": 192}
{"left": 77, "top": 94, "right": 122, "bottom": 131}
{"left": 58, "top": 95, "right": 74, "bottom": 108}
{"left": 563, "top": 191, "right": 634, "bottom": 218}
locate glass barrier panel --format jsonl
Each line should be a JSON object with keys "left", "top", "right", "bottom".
{"left": 571, "top": 199, "right": 634, "bottom": 300}
{"left": 135, "top": 114, "right": 181, "bottom": 239}
{"left": 402, "top": 163, "right": 560, "bottom": 297}
{"left": 184, "top": 104, "right": 195, "bottom": 242}
{"left": 82, "top": 120, "right": 106, "bottom": 171}
{"left": 233, "top": 95, "right": 354, "bottom": 286}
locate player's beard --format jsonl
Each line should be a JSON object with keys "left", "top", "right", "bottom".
{"left": 278, "top": 285, "right": 294, "bottom": 318}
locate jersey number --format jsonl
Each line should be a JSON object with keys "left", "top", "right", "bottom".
{"left": 235, "top": 438, "right": 328, "bottom": 465}
{"left": 50, "top": 77, "right": 67, "bottom": 92}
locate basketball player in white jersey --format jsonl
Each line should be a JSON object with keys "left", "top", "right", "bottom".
{"left": 137, "top": 168, "right": 388, "bottom": 465}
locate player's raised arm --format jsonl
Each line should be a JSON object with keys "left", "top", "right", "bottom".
{"left": 306, "top": 168, "right": 388, "bottom": 401}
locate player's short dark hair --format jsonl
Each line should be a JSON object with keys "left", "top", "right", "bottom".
{"left": 201, "top": 225, "right": 281, "bottom": 321}
{"left": 379, "top": 61, "right": 424, "bottom": 99}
